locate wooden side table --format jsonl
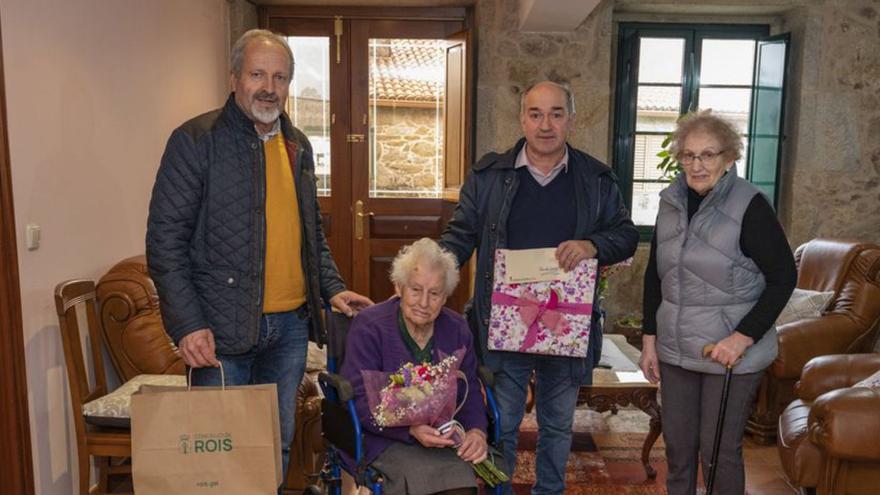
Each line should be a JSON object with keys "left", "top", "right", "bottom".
{"left": 579, "top": 334, "right": 661, "bottom": 479}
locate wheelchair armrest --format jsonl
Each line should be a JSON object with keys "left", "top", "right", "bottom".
{"left": 478, "top": 366, "right": 495, "bottom": 388}
{"left": 318, "top": 372, "right": 354, "bottom": 402}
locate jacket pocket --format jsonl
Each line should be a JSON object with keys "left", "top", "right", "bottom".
{"left": 191, "top": 267, "right": 240, "bottom": 334}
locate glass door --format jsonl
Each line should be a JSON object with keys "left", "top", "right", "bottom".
{"left": 350, "top": 19, "right": 468, "bottom": 305}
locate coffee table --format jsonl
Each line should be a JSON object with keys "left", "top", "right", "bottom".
{"left": 579, "top": 334, "right": 662, "bottom": 479}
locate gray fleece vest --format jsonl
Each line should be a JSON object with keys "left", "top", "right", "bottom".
{"left": 654, "top": 171, "right": 777, "bottom": 375}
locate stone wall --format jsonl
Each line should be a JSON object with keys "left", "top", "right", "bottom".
{"left": 227, "top": 0, "right": 258, "bottom": 51}
{"left": 374, "top": 105, "right": 444, "bottom": 196}
{"left": 778, "top": 1, "right": 880, "bottom": 247}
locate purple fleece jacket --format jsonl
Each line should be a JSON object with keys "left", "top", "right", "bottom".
{"left": 339, "top": 297, "right": 488, "bottom": 467}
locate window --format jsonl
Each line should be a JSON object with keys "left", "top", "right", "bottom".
{"left": 613, "top": 23, "right": 789, "bottom": 239}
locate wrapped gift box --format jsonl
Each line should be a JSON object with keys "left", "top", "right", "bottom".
{"left": 488, "top": 249, "right": 597, "bottom": 357}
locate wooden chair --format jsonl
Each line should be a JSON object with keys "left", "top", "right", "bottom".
{"left": 54, "top": 279, "right": 132, "bottom": 495}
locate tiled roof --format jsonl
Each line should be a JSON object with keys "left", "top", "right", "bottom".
{"left": 637, "top": 85, "right": 750, "bottom": 115}
{"left": 370, "top": 39, "right": 445, "bottom": 103}
{"left": 637, "top": 86, "right": 681, "bottom": 112}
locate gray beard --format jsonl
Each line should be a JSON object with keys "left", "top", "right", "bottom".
{"left": 250, "top": 103, "right": 281, "bottom": 125}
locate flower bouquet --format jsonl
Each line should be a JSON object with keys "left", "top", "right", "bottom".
{"left": 361, "top": 349, "right": 509, "bottom": 487}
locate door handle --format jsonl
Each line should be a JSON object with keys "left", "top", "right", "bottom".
{"left": 355, "top": 200, "right": 373, "bottom": 240}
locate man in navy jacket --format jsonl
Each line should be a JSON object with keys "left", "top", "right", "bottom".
{"left": 146, "top": 30, "right": 371, "bottom": 487}
{"left": 440, "top": 81, "right": 638, "bottom": 494}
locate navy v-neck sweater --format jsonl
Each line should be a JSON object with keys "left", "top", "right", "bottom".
{"left": 506, "top": 166, "right": 577, "bottom": 250}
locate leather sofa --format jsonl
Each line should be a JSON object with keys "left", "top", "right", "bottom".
{"left": 96, "top": 255, "right": 325, "bottom": 491}
{"left": 777, "top": 354, "right": 880, "bottom": 494}
{"left": 747, "top": 239, "right": 880, "bottom": 443}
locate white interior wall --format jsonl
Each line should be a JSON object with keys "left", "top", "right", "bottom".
{"left": 0, "top": 0, "right": 230, "bottom": 492}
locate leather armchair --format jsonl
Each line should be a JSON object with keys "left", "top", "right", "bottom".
{"left": 747, "top": 239, "right": 880, "bottom": 443}
{"left": 96, "top": 256, "right": 185, "bottom": 380}
{"left": 95, "top": 256, "right": 325, "bottom": 491}
{"left": 777, "top": 354, "right": 880, "bottom": 494}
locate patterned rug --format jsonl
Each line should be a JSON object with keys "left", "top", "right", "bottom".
{"left": 510, "top": 407, "right": 668, "bottom": 494}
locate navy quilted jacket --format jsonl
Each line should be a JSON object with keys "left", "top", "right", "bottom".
{"left": 440, "top": 138, "right": 639, "bottom": 371}
{"left": 146, "top": 94, "right": 345, "bottom": 353}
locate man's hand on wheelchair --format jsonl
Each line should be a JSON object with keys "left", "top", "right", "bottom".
{"left": 409, "top": 425, "right": 456, "bottom": 448}
{"left": 457, "top": 429, "right": 488, "bottom": 464}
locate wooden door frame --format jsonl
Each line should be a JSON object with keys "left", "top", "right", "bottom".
{"left": 0, "top": 17, "right": 37, "bottom": 495}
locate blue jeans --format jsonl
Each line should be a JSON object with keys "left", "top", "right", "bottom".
{"left": 190, "top": 311, "right": 309, "bottom": 492}
{"left": 493, "top": 352, "right": 587, "bottom": 495}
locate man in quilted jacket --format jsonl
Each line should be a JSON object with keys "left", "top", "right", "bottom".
{"left": 146, "top": 29, "right": 371, "bottom": 485}
{"left": 440, "top": 81, "right": 638, "bottom": 495}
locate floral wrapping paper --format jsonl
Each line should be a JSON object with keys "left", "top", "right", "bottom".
{"left": 488, "top": 249, "right": 597, "bottom": 357}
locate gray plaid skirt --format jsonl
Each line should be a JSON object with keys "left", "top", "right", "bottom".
{"left": 371, "top": 442, "right": 477, "bottom": 495}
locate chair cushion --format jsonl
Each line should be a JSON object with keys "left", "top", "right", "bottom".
{"left": 854, "top": 368, "right": 880, "bottom": 388}
{"left": 83, "top": 374, "right": 186, "bottom": 428}
{"left": 307, "top": 341, "right": 327, "bottom": 372}
{"left": 775, "top": 288, "right": 834, "bottom": 327}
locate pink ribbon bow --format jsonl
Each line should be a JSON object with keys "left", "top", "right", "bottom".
{"left": 492, "top": 289, "right": 592, "bottom": 352}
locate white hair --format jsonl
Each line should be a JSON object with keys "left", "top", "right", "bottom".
{"left": 389, "top": 238, "right": 460, "bottom": 296}
{"left": 230, "top": 29, "right": 294, "bottom": 80}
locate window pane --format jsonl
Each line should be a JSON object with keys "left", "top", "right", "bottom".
{"left": 636, "top": 85, "right": 681, "bottom": 132}
{"left": 638, "top": 38, "right": 685, "bottom": 84}
{"left": 699, "top": 39, "right": 756, "bottom": 86}
{"left": 287, "top": 37, "right": 331, "bottom": 197}
{"left": 369, "top": 39, "right": 446, "bottom": 198}
{"left": 631, "top": 182, "right": 667, "bottom": 226}
{"left": 736, "top": 137, "right": 748, "bottom": 178}
{"left": 633, "top": 134, "right": 670, "bottom": 181}
{"left": 697, "top": 87, "right": 752, "bottom": 133}
{"left": 748, "top": 38, "right": 789, "bottom": 204}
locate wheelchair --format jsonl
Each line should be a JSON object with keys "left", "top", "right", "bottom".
{"left": 310, "top": 309, "right": 505, "bottom": 495}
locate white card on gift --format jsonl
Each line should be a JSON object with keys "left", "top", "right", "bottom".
{"left": 504, "top": 248, "right": 571, "bottom": 283}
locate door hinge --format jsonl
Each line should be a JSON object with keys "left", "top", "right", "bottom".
{"left": 334, "top": 16, "right": 343, "bottom": 64}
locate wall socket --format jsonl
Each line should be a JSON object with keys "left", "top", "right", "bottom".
{"left": 25, "top": 223, "right": 40, "bottom": 250}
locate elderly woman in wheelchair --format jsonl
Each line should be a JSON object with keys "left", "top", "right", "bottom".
{"left": 337, "top": 238, "right": 491, "bottom": 495}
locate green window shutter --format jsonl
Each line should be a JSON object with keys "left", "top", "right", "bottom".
{"left": 747, "top": 34, "right": 790, "bottom": 208}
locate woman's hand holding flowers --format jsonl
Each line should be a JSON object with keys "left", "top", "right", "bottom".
{"left": 457, "top": 429, "right": 487, "bottom": 463}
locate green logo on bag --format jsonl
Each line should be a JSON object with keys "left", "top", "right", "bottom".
{"left": 179, "top": 432, "right": 233, "bottom": 454}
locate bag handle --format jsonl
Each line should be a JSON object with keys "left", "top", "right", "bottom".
{"left": 186, "top": 362, "right": 226, "bottom": 391}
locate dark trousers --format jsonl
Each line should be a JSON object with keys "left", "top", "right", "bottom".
{"left": 659, "top": 362, "right": 763, "bottom": 495}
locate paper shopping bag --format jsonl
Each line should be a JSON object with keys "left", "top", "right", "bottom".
{"left": 489, "top": 248, "right": 597, "bottom": 357}
{"left": 131, "top": 381, "right": 282, "bottom": 495}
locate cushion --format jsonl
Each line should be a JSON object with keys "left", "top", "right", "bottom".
{"left": 775, "top": 288, "right": 834, "bottom": 327}
{"left": 83, "top": 374, "right": 186, "bottom": 428}
{"left": 854, "top": 368, "right": 880, "bottom": 388}
{"left": 307, "top": 341, "right": 327, "bottom": 372}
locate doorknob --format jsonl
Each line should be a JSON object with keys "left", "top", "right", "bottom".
{"left": 355, "top": 200, "right": 373, "bottom": 240}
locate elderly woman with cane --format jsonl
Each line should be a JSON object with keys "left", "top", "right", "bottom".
{"left": 638, "top": 110, "right": 797, "bottom": 495}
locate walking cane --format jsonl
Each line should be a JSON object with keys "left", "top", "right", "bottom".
{"left": 701, "top": 343, "right": 741, "bottom": 495}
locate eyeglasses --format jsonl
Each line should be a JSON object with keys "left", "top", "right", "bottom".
{"left": 679, "top": 150, "right": 725, "bottom": 165}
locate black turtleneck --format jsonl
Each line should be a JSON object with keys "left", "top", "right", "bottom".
{"left": 642, "top": 188, "right": 797, "bottom": 341}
